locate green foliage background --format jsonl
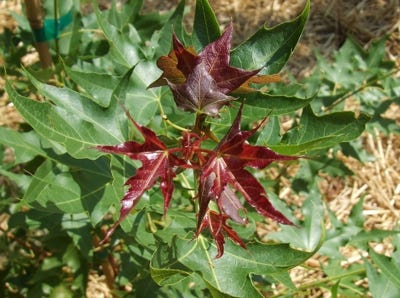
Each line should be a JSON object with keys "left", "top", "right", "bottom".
{"left": 0, "top": 0, "right": 399, "bottom": 297}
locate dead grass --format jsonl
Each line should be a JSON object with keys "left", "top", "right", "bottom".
{"left": 342, "top": 131, "right": 400, "bottom": 230}
{"left": 287, "top": 132, "right": 400, "bottom": 296}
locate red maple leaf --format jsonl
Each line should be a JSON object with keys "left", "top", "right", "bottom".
{"left": 196, "top": 104, "right": 298, "bottom": 256}
{"left": 196, "top": 210, "right": 246, "bottom": 258}
{"left": 149, "top": 24, "right": 260, "bottom": 116}
{"left": 96, "top": 114, "right": 186, "bottom": 242}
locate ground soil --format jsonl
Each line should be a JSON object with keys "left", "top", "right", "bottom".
{"left": 1, "top": 1, "right": 400, "bottom": 297}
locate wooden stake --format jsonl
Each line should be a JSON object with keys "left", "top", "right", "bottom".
{"left": 24, "top": 0, "right": 53, "bottom": 68}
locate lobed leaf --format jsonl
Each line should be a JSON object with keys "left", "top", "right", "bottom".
{"left": 151, "top": 235, "right": 317, "bottom": 297}
{"left": 94, "top": 3, "right": 141, "bottom": 69}
{"left": 150, "top": 24, "right": 261, "bottom": 116}
{"left": 167, "top": 63, "right": 234, "bottom": 116}
{"left": 365, "top": 260, "right": 400, "bottom": 298}
{"left": 0, "top": 127, "right": 46, "bottom": 166}
{"left": 23, "top": 157, "right": 118, "bottom": 225}
{"left": 197, "top": 105, "right": 298, "bottom": 256}
{"left": 64, "top": 65, "right": 120, "bottom": 108}
{"left": 196, "top": 210, "right": 246, "bottom": 258}
{"left": 198, "top": 24, "right": 259, "bottom": 94}
{"left": 154, "top": 0, "right": 186, "bottom": 58}
{"left": 270, "top": 106, "right": 370, "bottom": 155}
{"left": 230, "top": 0, "right": 310, "bottom": 74}
{"left": 369, "top": 249, "right": 400, "bottom": 289}
{"left": 6, "top": 81, "right": 123, "bottom": 159}
{"left": 96, "top": 113, "right": 186, "bottom": 241}
{"left": 243, "top": 92, "right": 315, "bottom": 117}
{"left": 266, "top": 184, "right": 325, "bottom": 252}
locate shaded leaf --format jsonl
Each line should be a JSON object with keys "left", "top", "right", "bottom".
{"left": 23, "top": 157, "right": 116, "bottom": 225}
{"left": 369, "top": 249, "right": 400, "bottom": 289}
{"left": 151, "top": 235, "right": 316, "bottom": 297}
{"left": 0, "top": 127, "right": 45, "bottom": 166}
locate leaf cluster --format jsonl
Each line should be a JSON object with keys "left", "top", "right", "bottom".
{"left": 1, "top": 0, "right": 397, "bottom": 297}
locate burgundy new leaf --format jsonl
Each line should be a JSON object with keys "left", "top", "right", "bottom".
{"left": 148, "top": 36, "right": 198, "bottom": 88}
{"left": 172, "top": 34, "right": 198, "bottom": 77}
{"left": 198, "top": 24, "right": 260, "bottom": 93}
{"left": 96, "top": 116, "right": 185, "bottom": 242}
{"left": 150, "top": 24, "right": 261, "bottom": 116}
{"left": 167, "top": 63, "right": 234, "bottom": 116}
{"left": 196, "top": 210, "right": 246, "bottom": 258}
{"left": 197, "top": 105, "right": 298, "bottom": 234}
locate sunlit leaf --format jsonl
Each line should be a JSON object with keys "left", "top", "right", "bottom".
{"left": 94, "top": 3, "right": 140, "bottom": 69}
{"left": 65, "top": 65, "right": 120, "bottom": 107}
{"left": 266, "top": 183, "right": 324, "bottom": 252}
{"left": 365, "top": 260, "right": 400, "bottom": 298}
{"left": 7, "top": 72, "right": 128, "bottom": 159}
{"left": 270, "top": 106, "right": 370, "bottom": 155}
{"left": 191, "top": 0, "right": 220, "bottom": 51}
{"left": 230, "top": 0, "right": 310, "bottom": 74}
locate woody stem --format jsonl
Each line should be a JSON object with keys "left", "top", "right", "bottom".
{"left": 193, "top": 113, "right": 207, "bottom": 135}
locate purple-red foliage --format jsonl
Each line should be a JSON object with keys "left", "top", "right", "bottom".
{"left": 98, "top": 25, "right": 298, "bottom": 256}
{"left": 97, "top": 105, "right": 298, "bottom": 256}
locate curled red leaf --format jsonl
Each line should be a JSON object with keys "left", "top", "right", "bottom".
{"left": 149, "top": 24, "right": 261, "bottom": 116}
{"left": 196, "top": 210, "right": 246, "bottom": 258}
{"left": 167, "top": 63, "right": 234, "bottom": 116}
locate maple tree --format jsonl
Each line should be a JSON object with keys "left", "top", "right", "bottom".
{"left": 95, "top": 25, "right": 299, "bottom": 254}
{"left": 4, "top": 0, "right": 380, "bottom": 296}
{"left": 95, "top": 24, "right": 302, "bottom": 257}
